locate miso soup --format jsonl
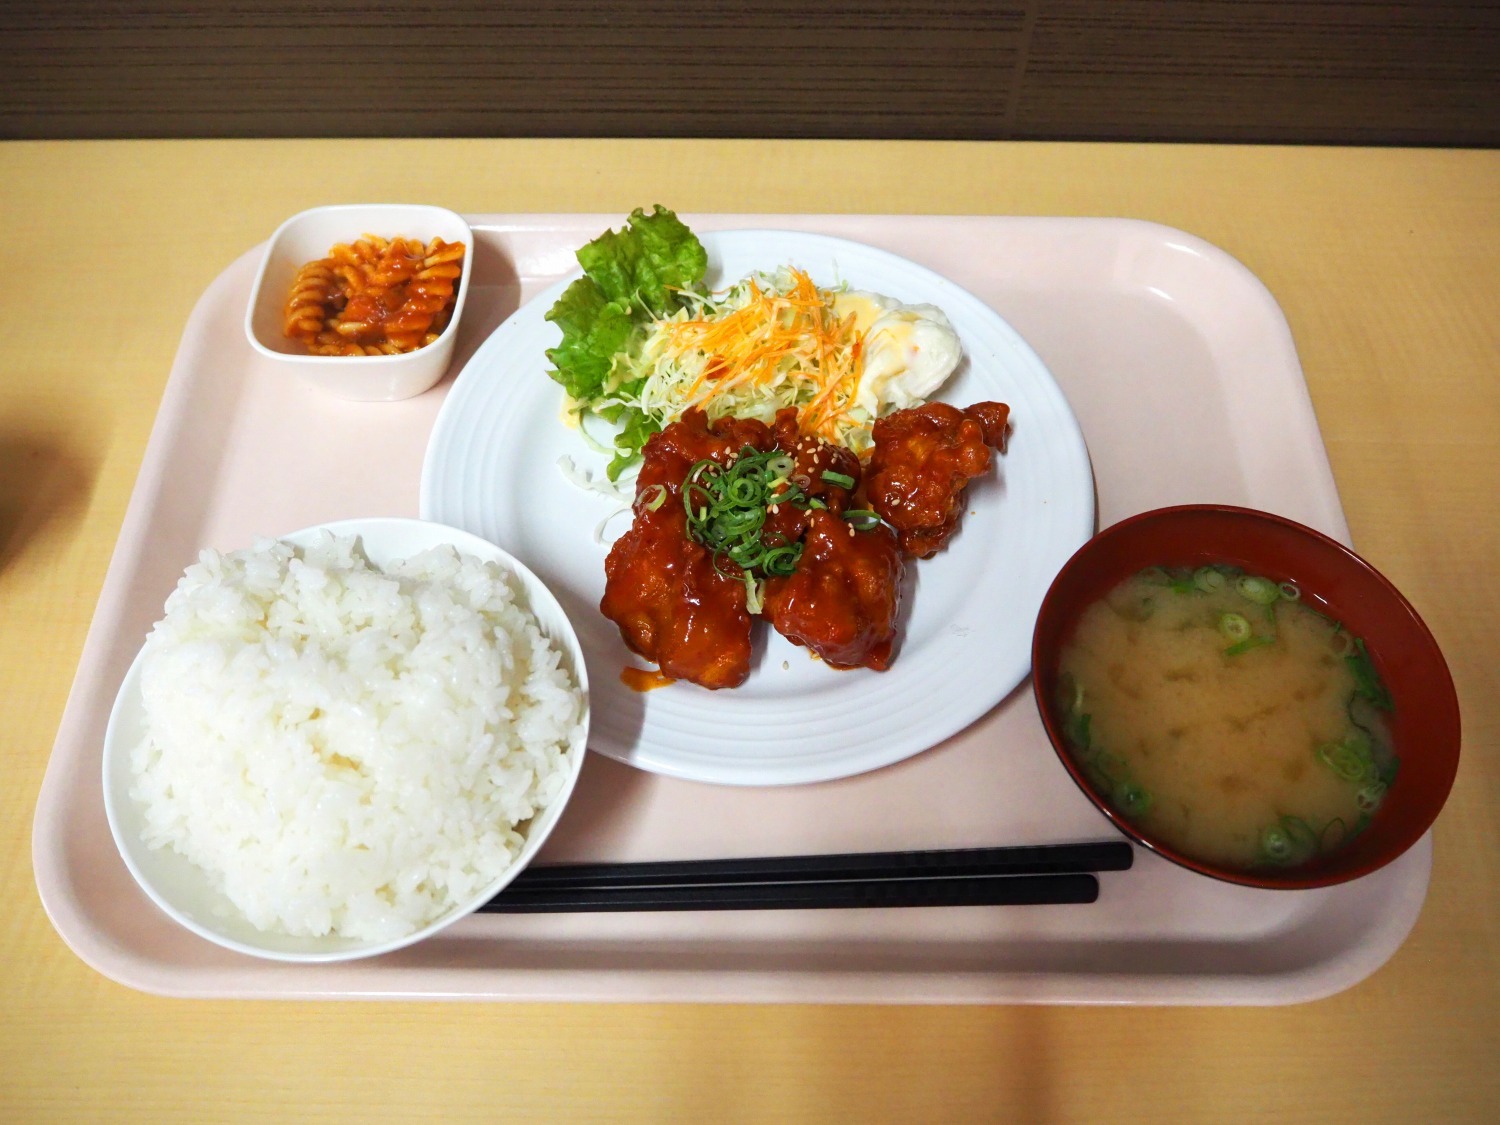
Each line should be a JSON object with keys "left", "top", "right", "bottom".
{"left": 1057, "top": 565, "right": 1396, "bottom": 871}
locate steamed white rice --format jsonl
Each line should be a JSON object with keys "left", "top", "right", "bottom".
{"left": 130, "top": 531, "right": 584, "bottom": 943}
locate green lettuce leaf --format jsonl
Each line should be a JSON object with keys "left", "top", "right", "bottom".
{"left": 543, "top": 277, "right": 635, "bottom": 401}
{"left": 607, "top": 409, "right": 663, "bottom": 480}
{"left": 576, "top": 205, "right": 707, "bottom": 318}
{"left": 543, "top": 206, "right": 706, "bottom": 475}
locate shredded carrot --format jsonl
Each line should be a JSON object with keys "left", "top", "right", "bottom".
{"left": 656, "top": 269, "right": 864, "bottom": 443}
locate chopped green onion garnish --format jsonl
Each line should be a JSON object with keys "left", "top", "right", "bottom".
{"left": 1346, "top": 638, "right": 1394, "bottom": 711}
{"left": 727, "top": 477, "right": 761, "bottom": 506}
{"left": 1260, "top": 824, "right": 1294, "bottom": 864}
{"left": 680, "top": 444, "right": 824, "bottom": 600}
{"left": 1316, "top": 738, "right": 1371, "bottom": 782}
{"left": 1066, "top": 711, "right": 1092, "bottom": 752}
{"left": 1114, "top": 780, "right": 1153, "bottom": 817}
{"left": 638, "top": 483, "right": 668, "bottom": 511}
{"left": 1356, "top": 780, "right": 1387, "bottom": 813}
{"left": 1320, "top": 818, "right": 1350, "bottom": 850}
{"left": 820, "top": 470, "right": 856, "bottom": 489}
{"left": 1279, "top": 581, "right": 1301, "bottom": 601}
{"left": 841, "top": 509, "right": 882, "bottom": 531}
{"left": 762, "top": 545, "right": 800, "bottom": 575}
{"left": 1194, "top": 566, "right": 1227, "bottom": 593}
{"left": 1236, "top": 575, "right": 1281, "bottom": 605}
{"left": 743, "top": 574, "right": 764, "bottom": 615}
{"left": 1217, "top": 612, "right": 1251, "bottom": 643}
{"left": 1284, "top": 816, "right": 1318, "bottom": 854}
{"left": 1088, "top": 748, "right": 1126, "bottom": 785}
{"left": 1260, "top": 816, "right": 1319, "bottom": 866}
{"left": 728, "top": 540, "right": 767, "bottom": 569}
{"left": 1061, "top": 677, "right": 1091, "bottom": 750}
{"left": 1223, "top": 634, "right": 1275, "bottom": 657}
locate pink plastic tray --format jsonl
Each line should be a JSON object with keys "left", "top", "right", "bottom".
{"left": 32, "top": 214, "right": 1430, "bottom": 1004}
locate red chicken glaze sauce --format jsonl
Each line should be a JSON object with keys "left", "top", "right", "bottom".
{"left": 864, "top": 401, "right": 1011, "bottom": 558}
{"left": 599, "top": 399, "right": 1009, "bottom": 688}
{"left": 762, "top": 509, "right": 904, "bottom": 671}
{"left": 601, "top": 503, "right": 754, "bottom": 690}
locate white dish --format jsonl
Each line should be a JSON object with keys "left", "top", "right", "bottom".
{"left": 100, "top": 516, "right": 590, "bottom": 962}
{"left": 421, "top": 230, "right": 1094, "bottom": 786}
{"left": 245, "top": 204, "right": 474, "bottom": 401}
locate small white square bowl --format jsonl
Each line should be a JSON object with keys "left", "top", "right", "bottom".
{"left": 245, "top": 204, "right": 475, "bottom": 401}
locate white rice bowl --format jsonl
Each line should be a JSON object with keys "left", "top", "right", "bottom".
{"left": 121, "top": 525, "right": 587, "bottom": 951}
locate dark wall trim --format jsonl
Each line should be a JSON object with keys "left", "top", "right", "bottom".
{"left": 4, "top": 2, "right": 1497, "bottom": 144}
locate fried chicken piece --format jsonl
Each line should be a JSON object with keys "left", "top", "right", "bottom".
{"left": 600, "top": 504, "right": 753, "bottom": 690}
{"left": 759, "top": 408, "right": 863, "bottom": 546}
{"left": 636, "top": 407, "right": 776, "bottom": 502}
{"left": 864, "top": 401, "right": 1010, "bottom": 559}
{"left": 962, "top": 401, "right": 1011, "bottom": 450}
{"left": 762, "top": 509, "right": 904, "bottom": 671}
{"left": 771, "top": 408, "right": 862, "bottom": 510}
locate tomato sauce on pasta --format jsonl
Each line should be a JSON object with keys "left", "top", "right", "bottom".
{"left": 283, "top": 235, "right": 465, "bottom": 356}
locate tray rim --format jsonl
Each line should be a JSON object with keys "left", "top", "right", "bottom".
{"left": 31, "top": 211, "right": 1428, "bottom": 1005}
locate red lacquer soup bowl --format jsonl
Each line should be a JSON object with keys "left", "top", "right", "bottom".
{"left": 1031, "top": 505, "right": 1460, "bottom": 890}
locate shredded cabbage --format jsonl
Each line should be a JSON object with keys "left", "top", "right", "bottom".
{"left": 547, "top": 210, "right": 963, "bottom": 486}
{"left": 618, "top": 268, "right": 881, "bottom": 454}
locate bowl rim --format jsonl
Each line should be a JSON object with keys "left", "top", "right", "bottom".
{"left": 243, "top": 203, "right": 475, "bottom": 366}
{"left": 101, "top": 516, "right": 591, "bottom": 962}
{"left": 1031, "top": 503, "right": 1461, "bottom": 890}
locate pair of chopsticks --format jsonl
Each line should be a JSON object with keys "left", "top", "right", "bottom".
{"left": 481, "top": 841, "right": 1134, "bottom": 913}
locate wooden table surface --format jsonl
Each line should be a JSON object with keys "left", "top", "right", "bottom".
{"left": 2, "top": 140, "right": 1496, "bottom": 1122}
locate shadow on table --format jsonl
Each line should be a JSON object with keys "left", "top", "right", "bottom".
{"left": 0, "top": 422, "right": 104, "bottom": 574}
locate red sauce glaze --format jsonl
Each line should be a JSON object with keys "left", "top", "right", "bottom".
{"left": 762, "top": 509, "right": 904, "bottom": 671}
{"left": 864, "top": 401, "right": 1009, "bottom": 559}
{"left": 759, "top": 408, "right": 862, "bottom": 545}
{"left": 634, "top": 408, "right": 777, "bottom": 503}
{"left": 963, "top": 401, "right": 1011, "bottom": 450}
{"left": 285, "top": 236, "right": 464, "bottom": 356}
{"left": 600, "top": 399, "right": 1007, "bottom": 687}
{"left": 620, "top": 666, "right": 676, "bottom": 692}
{"left": 600, "top": 504, "right": 753, "bottom": 690}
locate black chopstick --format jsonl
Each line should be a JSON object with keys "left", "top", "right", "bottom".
{"left": 502, "top": 840, "right": 1133, "bottom": 892}
{"left": 478, "top": 841, "right": 1131, "bottom": 913}
{"left": 482, "top": 873, "right": 1100, "bottom": 913}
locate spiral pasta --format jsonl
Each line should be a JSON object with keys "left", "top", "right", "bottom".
{"left": 282, "top": 235, "right": 466, "bottom": 356}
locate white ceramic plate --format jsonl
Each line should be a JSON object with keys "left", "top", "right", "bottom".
{"left": 421, "top": 230, "right": 1093, "bottom": 786}
{"left": 101, "top": 517, "right": 590, "bottom": 962}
